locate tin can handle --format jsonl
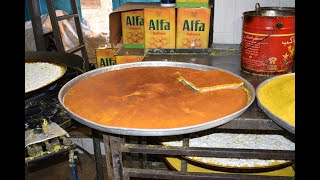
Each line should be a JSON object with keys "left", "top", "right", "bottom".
{"left": 255, "top": 3, "right": 261, "bottom": 14}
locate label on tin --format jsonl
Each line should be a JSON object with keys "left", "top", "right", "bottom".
{"left": 241, "top": 31, "right": 295, "bottom": 74}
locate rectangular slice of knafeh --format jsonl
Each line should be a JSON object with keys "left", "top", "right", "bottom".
{"left": 177, "top": 70, "right": 244, "bottom": 93}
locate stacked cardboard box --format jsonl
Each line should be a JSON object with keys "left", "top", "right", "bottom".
{"left": 94, "top": 2, "right": 212, "bottom": 68}
{"left": 144, "top": 7, "right": 176, "bottom": 49}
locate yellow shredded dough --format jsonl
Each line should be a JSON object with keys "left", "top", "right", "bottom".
{"left": 258, "top": 74, "right": 295, "bottom": 126}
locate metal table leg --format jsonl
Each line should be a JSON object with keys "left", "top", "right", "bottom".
{"left": 103, "top": 134, "right": 115, "bottom": 180}
{"left": 103, "top": 133, "right": 125, "bottom": 180}
{"left": 92, "top": 129, "right": 104, "bottom": 180}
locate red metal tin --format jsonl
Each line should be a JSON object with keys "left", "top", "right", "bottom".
{"left": 240, "top": 10, "right": 295, "bottom": 75}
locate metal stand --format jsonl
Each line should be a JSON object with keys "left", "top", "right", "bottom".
{"left": 102, "top": 128, "right": 295, "bottom": 180}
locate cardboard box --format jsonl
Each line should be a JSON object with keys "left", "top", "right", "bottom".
{"left": 176, "top": 8, "right": 211, "bottom": 49}
{"left": 144, "top": 7, "right": 176, "bottom": 49}
{"left": 176, "top": 0, "right": 210, "bottom": 8}
{"left": 115, "top": 47, "right": 145, "bottom": 64}
{"left": 95, "top": 44, "right": 117, "bottom": 68}
{"left": 109, "top": 2, "right": 160, "bottom": 48}
{"left": 121, "top": 10, "right": 145, "bottom": 48}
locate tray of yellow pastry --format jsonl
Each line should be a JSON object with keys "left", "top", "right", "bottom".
{"left": 161, "top": 132, "right": 295, "bottom": 172}
{"left": 256, "top": 73, "right": 295, "bottom": 134}
{"left": 163, "top": 156, "right": 295, "bottom": 177}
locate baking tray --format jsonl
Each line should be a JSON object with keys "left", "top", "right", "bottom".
{"left": 25, "top": 59, "right": 67, "bottom": 94}
{"left": 256, "top": 73, "right": 295, "bottom": 134}
{"left": 163, "top": 157, "right": 295, "bottom": 176}
{"left": 58, "top": 61, "right": 255, "bottom": 136}
{"left": 161, "top": 132, "right": 295, "bottom": 173}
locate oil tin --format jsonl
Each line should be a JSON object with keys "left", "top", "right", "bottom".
{"left": 241, "top": 9, "right": 295, "bottom": 75}
{"left": 115, "top": 47, "right": 145, "bottom": 64}
{"left": 95, "top": 44, "right": 117, "bottom": 68}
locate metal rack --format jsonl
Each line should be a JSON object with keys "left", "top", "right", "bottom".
{"left": 102, "top": 115, "right": 295, "bottom": 179}
{"left": 93, "top": 55, "right": 295, "bottom": 179}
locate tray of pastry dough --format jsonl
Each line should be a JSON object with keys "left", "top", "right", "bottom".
{"left": 256, "top": 73, "right": 295, "bottom": 134}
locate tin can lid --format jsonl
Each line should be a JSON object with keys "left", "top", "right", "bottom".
{"left": 243, "top": 10, "right": 295, "bottom": 17}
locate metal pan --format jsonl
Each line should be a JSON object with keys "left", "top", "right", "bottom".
{"left": 256, "top": 73, "right": 295, "bottom": 134}
{"left": 163, "top": 157, "right": 295, "bottom": 175}
{"left": 25, "top": 59, "right": 67, "bottom": 94}
{"left": 58, "top": 61, "right": 255, "bottom": 136}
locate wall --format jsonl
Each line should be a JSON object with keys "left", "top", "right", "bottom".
{"left": 213, "top": 0, "right": 295, "bottom": 44}
{"left": 81, "top": 0, "right": 113, "bottom": 34}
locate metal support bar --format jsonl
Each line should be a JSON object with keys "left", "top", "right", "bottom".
{"left": 103, "top": 134, "right": 115, "bottom": 180}
{"left": 92, "top": 129, "right": 104, "bottom": 180}
{"left": 109, "top": 135, "right": 124, "bottom": 180}
{"left": 28, "top": 0, "right": 47, "bottom": 51}
{"left": 181, "top": 136, "right": 189, "bottom": 173}
{"left": 138, "top": 137, "right": 147, "bottom": 169}
{"left": 217, "top": 118, "right": 284, "bottom": 131}
{"left": 121, "top": 144, "right": 295, "bottom": 160}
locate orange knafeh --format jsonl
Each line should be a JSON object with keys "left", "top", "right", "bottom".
{"left": 63, "top": 67, "right": 248, "bottom": 129}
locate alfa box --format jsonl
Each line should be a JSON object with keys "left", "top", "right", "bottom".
{"left": 176, "top": 8, "right": 211, "bottom": 49}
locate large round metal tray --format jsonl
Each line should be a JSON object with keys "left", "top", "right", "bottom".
{"left": 58, "top": 61, "right": 255, "bottom": 136}
{"left": 256, "top": 73, "right": 295, "bottom": 134}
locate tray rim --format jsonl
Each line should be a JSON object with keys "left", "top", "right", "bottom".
{"left": 255, "top": 73, "right": 295, "bottom": 134}
{"left": 58, "top": 61, "right": 255, "bottom": 136}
